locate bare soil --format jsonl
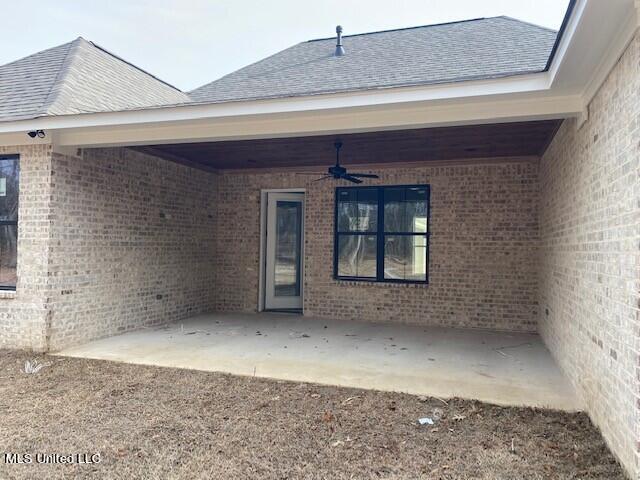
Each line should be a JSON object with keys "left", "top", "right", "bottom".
{"left": 0, "top": 350, "right": 624, "bottom": 479}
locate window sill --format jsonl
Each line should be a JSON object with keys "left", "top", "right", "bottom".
{"left": 0, "top": 290, "right": 16, "bottom": 299}
{"left": 334, "top": 279, "right": 429, "bottom": 288}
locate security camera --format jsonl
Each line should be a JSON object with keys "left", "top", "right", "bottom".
{"left": 27, "top": 130, "right": 45, "bottom": 139}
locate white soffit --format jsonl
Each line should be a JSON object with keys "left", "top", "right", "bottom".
{"left": 550, "top": 0, "right": 639, "bottom": 100}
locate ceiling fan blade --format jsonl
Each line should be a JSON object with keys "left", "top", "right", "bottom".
{"left": 349, "top": 173, "right": 379, "bottom": 178}
{"left": 341, "top": 174, "right": 363, "bottom": 184}
{"left": 312, "top": 175, "right": 333, "bottom": 182}
{"left": 294, "top": 172, "right": 327, "bottom": 175}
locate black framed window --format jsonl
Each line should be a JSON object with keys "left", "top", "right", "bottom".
{"left": 0, "top": 156, "right": 19, "bottom": 290}
{"left": 334, "top": 185, "right": 430, "bottom": 284}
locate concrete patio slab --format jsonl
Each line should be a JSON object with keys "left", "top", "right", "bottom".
{"left": 54, "top": 312, "right": 581, "bottom": 411}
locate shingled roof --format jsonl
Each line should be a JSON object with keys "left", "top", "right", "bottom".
{"left": 0, "top": 37, "right": 190, "bottom": 122}
{"left": 189, "top": 17, "right": 557, "bottom": 103}
{"left": 0, "top": 16, "right": 558, "bottom": 122}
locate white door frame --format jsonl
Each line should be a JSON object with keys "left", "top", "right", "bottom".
{"left": 258, "top": 189, "right": 306, "bottom": 312}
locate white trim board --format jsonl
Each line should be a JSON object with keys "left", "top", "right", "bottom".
{"left": 9, "top": 94, "right": 581, "bottom": 149}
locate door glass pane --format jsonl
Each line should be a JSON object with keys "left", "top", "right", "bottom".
{"left": 274, "top": 201, "right": 302, "bottom": 297}
{"left": 384, "top": 235, "right": 427, "bottom": 281}
{"left": 337, "top": 234, "right": 377, "bottom": 278}
{"left": 0, "top": 224, "right": 17, "bottom": 288}
{"left": 337, "top": 188, "right": 377, "bottom": 232}
{"left": 384, "top": 187, "right": 428, "bottom": 233}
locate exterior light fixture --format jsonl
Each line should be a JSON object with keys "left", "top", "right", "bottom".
{"left": 27, "top": 130, "right": 45, "bottom": 139}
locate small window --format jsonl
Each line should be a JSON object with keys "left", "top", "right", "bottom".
{"left": 0, "top": 156, "right": 19, "bottom": 290}
{"left": 334, "top": 185, "right": 430, "bottom": 283}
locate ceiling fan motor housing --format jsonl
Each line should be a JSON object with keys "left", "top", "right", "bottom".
{"left": 329, "top": 165, "right": 347, "bottom": 177}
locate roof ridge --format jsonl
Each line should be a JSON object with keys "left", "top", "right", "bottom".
{"left": 0, "top": 38, "right": 76, "bottom": 69}
{"left": 306, "top": 17, "right": 487, "bottom": 42}
{"left": 87, "top": 40, "right": 185, "bottom": 92}
{"left": 497, "top": 15, "right": 558, "bottom": 33}
{"left": 43, "top": 38, "right": 190, "bottom": 115}
{"left": 41, "top": 37, "right": 84, "bottom": 116}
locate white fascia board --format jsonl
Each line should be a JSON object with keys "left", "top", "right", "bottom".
{"left": 0, "top": 132, "right": 51, "bottom": 147}
{"left": 0, "top": 71, "right": 553, "bottom": 136}
{"left": 51, "top": 94, "right": 583, "bottom": 148}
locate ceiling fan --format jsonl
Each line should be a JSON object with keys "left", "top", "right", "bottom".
{"left": 307, "top": 141, "right": 379, "bottom": 184}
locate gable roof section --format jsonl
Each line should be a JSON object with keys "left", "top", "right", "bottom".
{"left": 189, "top": 16, "right": 557, "bottom": 104}
{"left": 0, "top": 41, "right": 74, "bottom": 122}
{"left": 0, "top": 37, "right": 190, "bottom": 122}
{"left": 0, "top": 16, "right": 560, "bottom": 122}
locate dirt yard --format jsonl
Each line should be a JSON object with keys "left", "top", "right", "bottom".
{"left": 0, "top": 350, "right": 624, "bottom": 480}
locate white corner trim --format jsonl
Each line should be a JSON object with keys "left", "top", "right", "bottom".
{"left": 52, "top": 144, "right": 82, "bottom": 158}
{"left": 576, "top": 106, "right": 589, "bottom": 130}
{"left": 50, "top": 131, "right": 82, "bottom": 157}
{"left": 581, "top": 6, "right": 639, "bottom": 106}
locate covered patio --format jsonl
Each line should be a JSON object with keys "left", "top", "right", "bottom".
{"left": 49, "top": 119, "right": 575, "bottom": 411}
{"left": 55, "top": 312, "right": 580, "bottom": 411}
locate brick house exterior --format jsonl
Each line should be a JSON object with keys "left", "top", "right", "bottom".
{"left": 0, "top": 5, "right": 639, "bottom": 477}
{"left": 215, "top": 159, "right": 540, "bottom": 331}
{"left": 538, "top": 33, "right": 640, "bottom": 474}
{"left": 0, "top": 149, "right": 540, "bottom": 351}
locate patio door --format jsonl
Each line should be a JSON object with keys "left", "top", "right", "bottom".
{"left": 264, "top": 192, "right": 304, "bottom": 310}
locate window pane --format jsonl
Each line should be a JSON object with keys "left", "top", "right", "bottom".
{"left": 337, "top": 188, "right": 377, "bottom": 232}
{"left": 0, "top": 224, "right": 17, "bottom": 288}
{"left": 0, "top": 157, "right": 19, "bottom": 222}
{"left": 337, "top": 234, "right": 377, "bottom": 278}
{"left": 384, "top": 235, "right": 427, "bottom": 281}
{"left": 274, "top": 201, "right": 302, "bottom": 297}
{"left": 384, "top": 187, "right": 427, "bottom": 233}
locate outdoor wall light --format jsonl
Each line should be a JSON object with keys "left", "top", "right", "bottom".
{"left": 27, "top": 129, "right": 45, "bottom": 139}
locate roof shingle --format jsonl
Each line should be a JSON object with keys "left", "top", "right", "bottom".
{"left": 189, "top": 17, "right": 557, "bottom": 104}
{"left": 0, "top": 16, "right": 557, "bottom": 122}
{"left": 0, "top": 37, "right": 190, "bottom": 122}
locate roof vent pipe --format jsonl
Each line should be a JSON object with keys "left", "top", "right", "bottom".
{"left": 334, "top": 25, "right": 345, "bottom": 56}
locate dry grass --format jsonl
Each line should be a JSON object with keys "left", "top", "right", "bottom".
{"left": 0, "top": 349, "right": 624, "bottom": 479}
